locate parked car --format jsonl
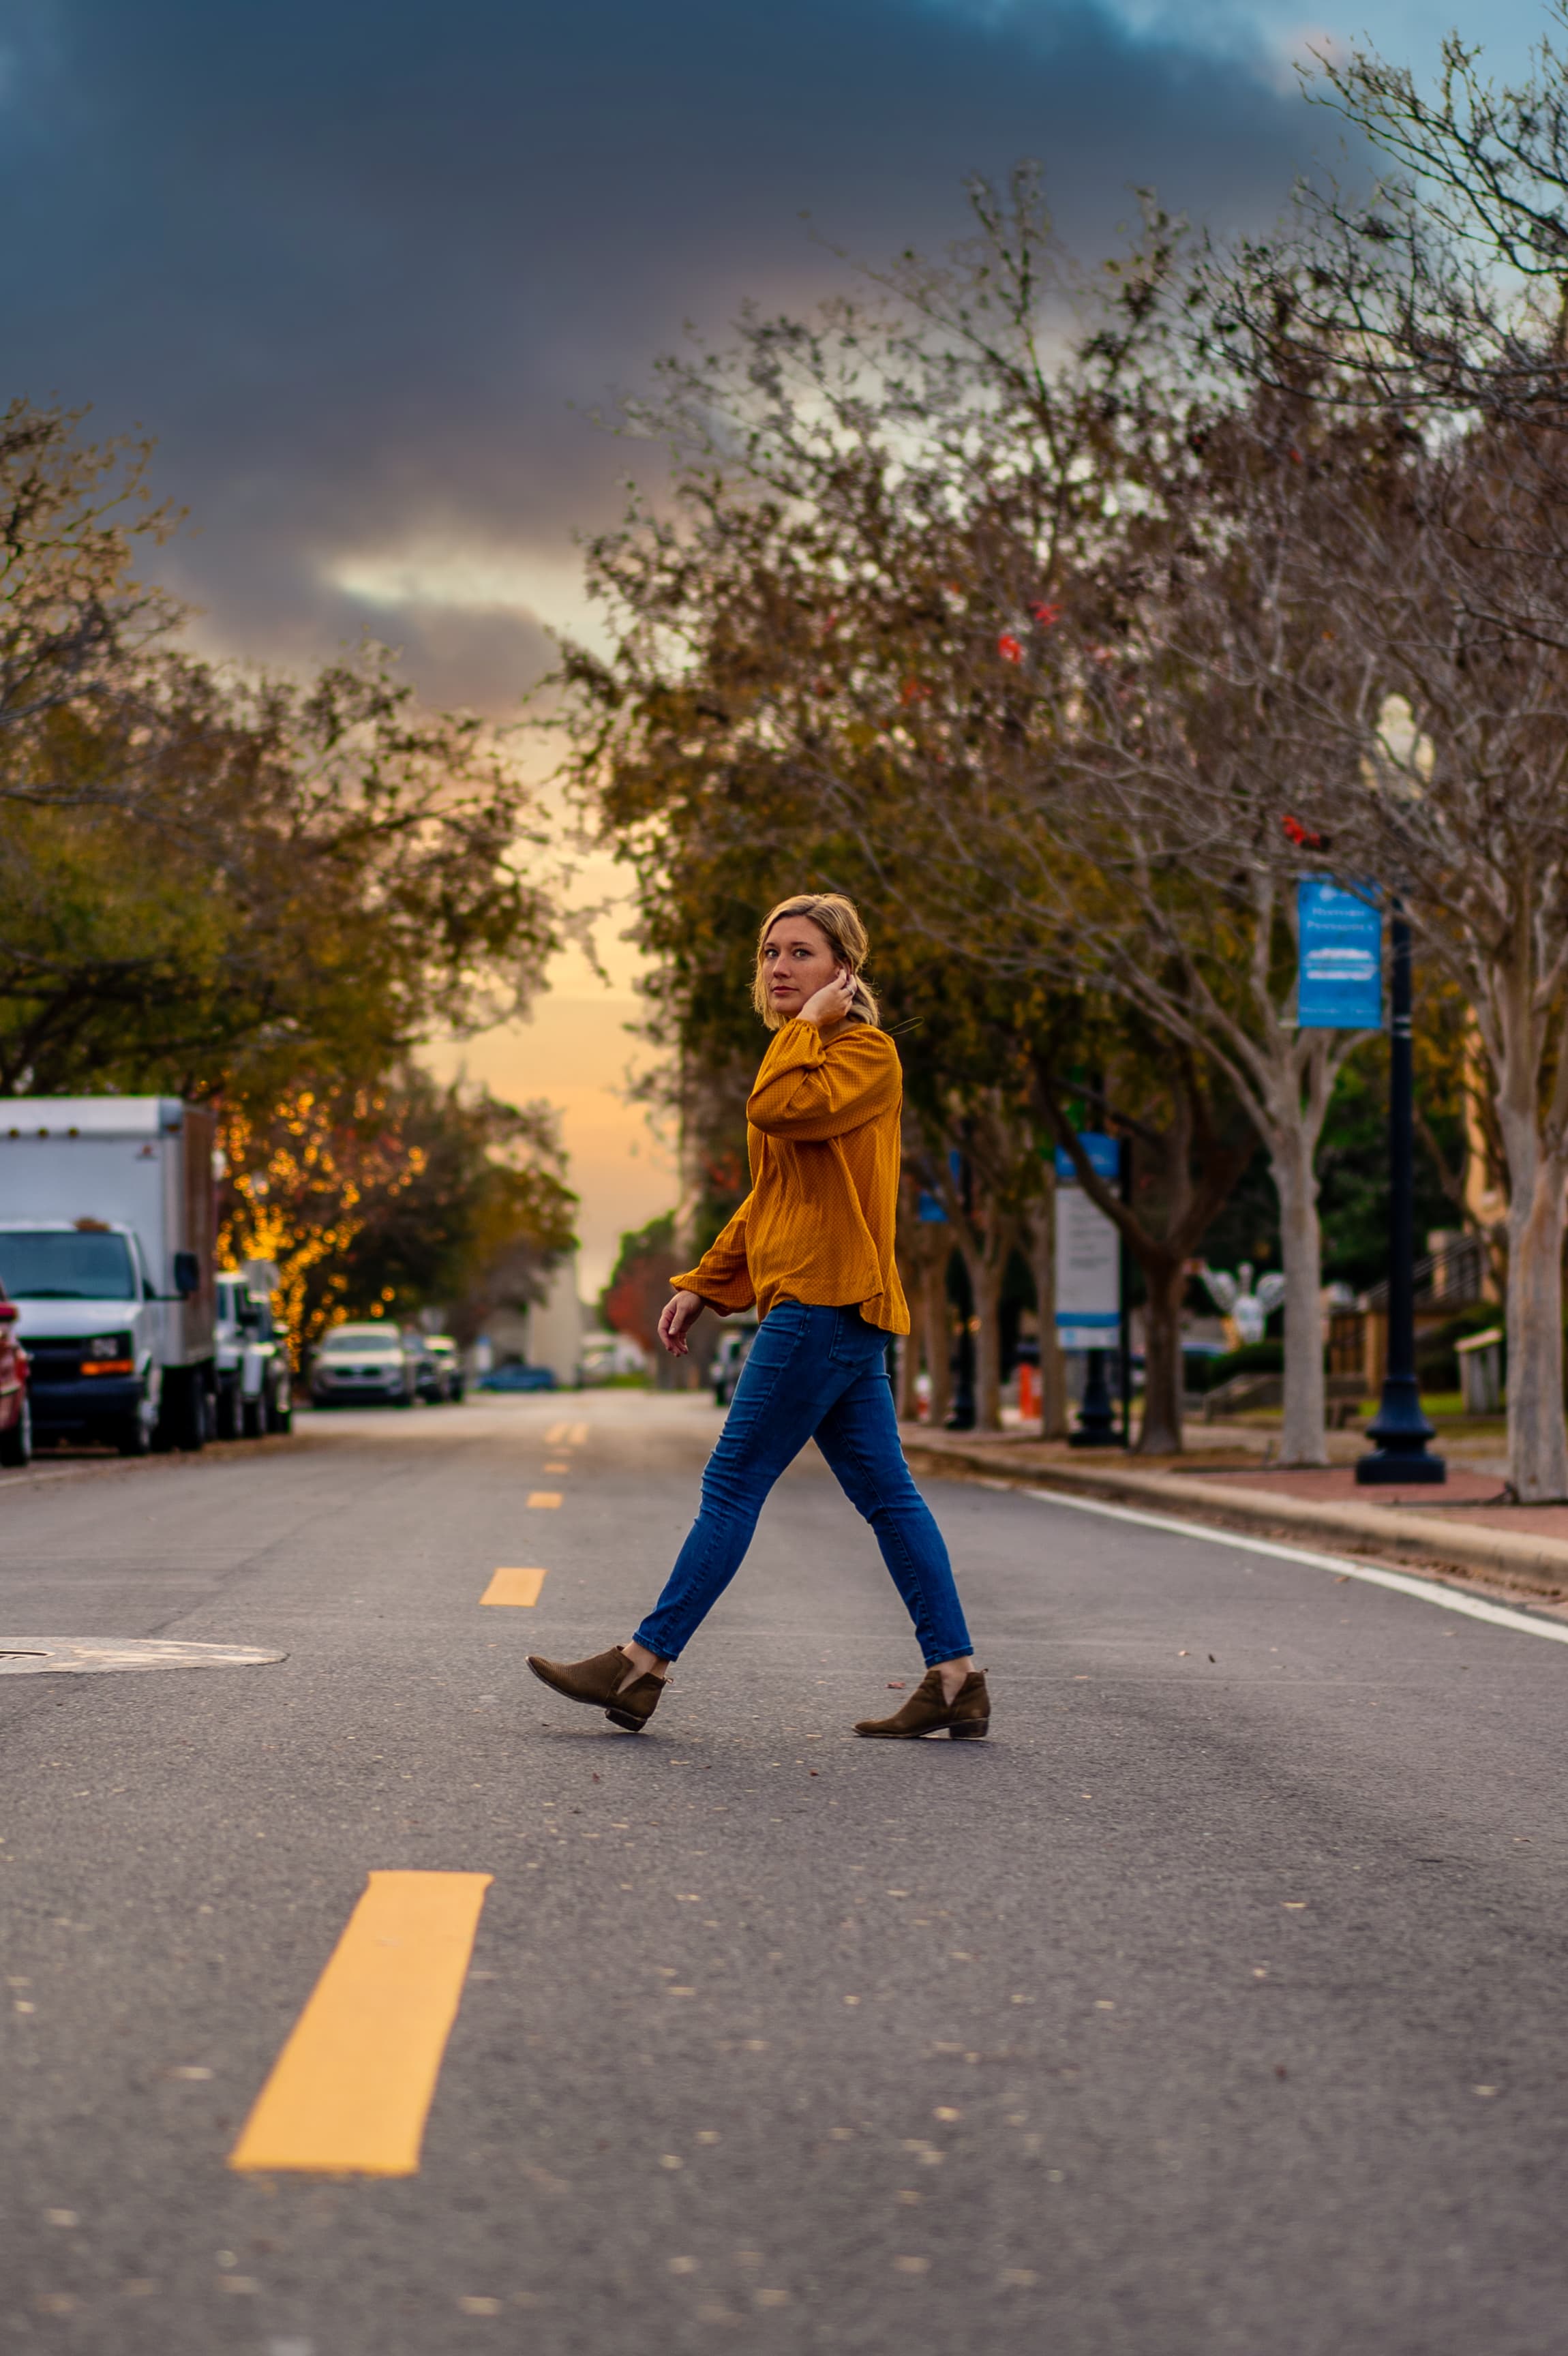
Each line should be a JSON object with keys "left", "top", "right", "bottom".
{"left": 709, "top": 1320, "right": 759, "bottom": 1406}
{"left": 423, "top": 1335, "right": 464, "bottom": 1400}
{"left": 477, "top": 1360, "right": 556, "bottom": 1393}
{"left": 0, "top": 1280, "right": 31, "bottom": 1468}
{"left": 213, "top": 1267, "right": 292, "bottom": 1437}
{"left": 310, "top": 1321, "right": 418, "bottom": 1408}
{"left": 406, "top": 1331, "right": 445, "bottom": 1404}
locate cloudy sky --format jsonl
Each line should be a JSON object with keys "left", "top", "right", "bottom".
{"left": 0, "top": 0, "right": 1532, "bottom": 1285}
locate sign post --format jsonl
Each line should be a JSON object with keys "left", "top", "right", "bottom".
{"left": 1295, "top": 878, "right": 1443, "bottom": 1483}
{"left": 1354, "top": 902, "right": 1445, "bottom": 1485}
{"left": 1056, "top": 1134, "right": 1123, "bottom": 1447}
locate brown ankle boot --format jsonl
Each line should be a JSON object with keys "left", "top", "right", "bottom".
{"left": 854, "top": 1667, "right": 990, "bottom": 1740}
{"left": 526, "top": 1643, "right": 665, "bottom": 1734}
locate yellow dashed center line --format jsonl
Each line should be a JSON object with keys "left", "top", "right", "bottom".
{"left": 229, "top": 1871, "right": 492, "bottom": 2177}
{"left": 481, "top": 1567, "right": 548, "bottom": 1607}
{"left": 526, "top": 1492, "right": 562, "bottom": 1509}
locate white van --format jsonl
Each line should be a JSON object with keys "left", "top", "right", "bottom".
{"left": 0, "top": 1098, "right": 217, "bottom": 1453}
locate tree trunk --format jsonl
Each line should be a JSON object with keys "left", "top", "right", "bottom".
{"left": 963, "top": 1243, "right": 1006, "bottom": 1432}
{"left": 1496, "top": 1063, "right": 1568, "bottom": 1497}
{"left": 1269, "top": 1119, "right": 1327, "bottom": 1467}
{"left": 1136, "top": 1254, "right": 1186, "bottom": 1455}
{"left": 923, "top": 1261, "right": 952, "bottom": 1430}
{"left": 896, "top": 1296, "right": 923, "bottom": 1422}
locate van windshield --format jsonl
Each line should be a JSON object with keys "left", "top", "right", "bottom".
{"left": 0, "top": 1230, "right": 137, "bottom": 1300}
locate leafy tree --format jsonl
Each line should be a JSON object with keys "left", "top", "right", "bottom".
{"left": 1, "top": 406, "right": 559, "bottom": 1102}
{"left": 219, "top": 1068, "right": 576, "bottom": 1353}
{"left": 599, "top": 1211, "right": 680, "bottom": 1357}
{"left": 1201, "top": 18, "right": 1568, "bottom": 1494}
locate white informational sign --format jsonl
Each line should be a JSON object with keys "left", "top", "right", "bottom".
{"left": 1055, "top": 1134, "right": 1121, "bottom": 1350}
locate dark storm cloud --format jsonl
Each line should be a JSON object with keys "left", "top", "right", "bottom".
{"left": 1, "top": 0, "right": 1329, "bottom": 706}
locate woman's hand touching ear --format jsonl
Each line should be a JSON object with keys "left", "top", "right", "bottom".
{"left": 798, "top": 967, "right": 856, "bottom": 1028}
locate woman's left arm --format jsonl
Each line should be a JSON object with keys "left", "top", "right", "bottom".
{"left": 746, "top": 1021, "right": 901, "bottom": 1141}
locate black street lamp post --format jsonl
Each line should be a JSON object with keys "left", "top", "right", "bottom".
{"left": 1356, "top": 902, "right": 1445, "bottom": 1485}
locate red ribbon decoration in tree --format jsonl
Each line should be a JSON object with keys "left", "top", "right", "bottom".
{"left": 1029, "top": 601, "right": 1062, "bottom": 625}
{"left": 997, "top": 633, "right": 1023, "bottom": 663}
{"left": 1282, "top": 813, "right": 1324, "bottom": 850}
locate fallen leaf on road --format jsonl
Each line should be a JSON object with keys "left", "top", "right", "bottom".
{"left": 1282, "top": 1902, "right": 1307, "bottom": 1911}
{"left": 457, "top": 2297, "right": 503, "bottom": 2315}
{"left": 887, "top": 1682, "right": 906, "bottom": 1691}
{"left": 1473, "top": 2085, "right": 1498, "bottom": 2098}
{"left": 893, "top": 2256, "right": 931, "bottom": 2275}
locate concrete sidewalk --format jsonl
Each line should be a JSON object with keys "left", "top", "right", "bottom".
{"left": 901, "top": 1423, "right": 1568, "bottom": 1605}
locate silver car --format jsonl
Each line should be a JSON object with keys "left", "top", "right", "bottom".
{"left": 310, "top": 1322, "right": 417, "bottom": 1408}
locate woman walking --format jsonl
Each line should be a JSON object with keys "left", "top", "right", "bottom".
{"left": 527, "top": 892, "right": 989, "bottom": 1740}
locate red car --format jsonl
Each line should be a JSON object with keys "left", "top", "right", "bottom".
{"left": 0, "top": 1281, "right": 31, "bottom": 1467}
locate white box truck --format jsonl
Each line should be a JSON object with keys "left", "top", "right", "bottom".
{"left": 0, "top": 1097, "right": 218, "bottom": 1454}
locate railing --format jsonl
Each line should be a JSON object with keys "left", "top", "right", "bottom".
{"left": 1360, "top": 1231, "right": 1486, "bottom": 1314}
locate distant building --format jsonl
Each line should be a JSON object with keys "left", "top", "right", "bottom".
{"left": 469, "top": 1252, "right": 586, "bottom": 1386}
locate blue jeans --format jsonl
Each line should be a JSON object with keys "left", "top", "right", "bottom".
{"left": 634, "top": 1301, "right": 974, "bottom": 1666}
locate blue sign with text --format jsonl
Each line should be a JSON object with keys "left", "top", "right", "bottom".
{"left": 1297, "top": 879, "right": 1383, "bottom": 1030}
{"left": 1053, "top": 1133, "right": 1121, "bottom": 1184}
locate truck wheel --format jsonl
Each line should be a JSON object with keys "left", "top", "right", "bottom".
{"left": 266, "top": 1380, "right": 292, "bottom": 1436}
{"left": 156, "top": 1367, "right": 207, "bottom": 1453}
{"left": 0, "top": 1398, "right": 32, "bottom": 1468}
{"left": 241, "top": 1395, "right": 265, "bottom": 1439}
{"left": 116, "top": 1407, "right": 151, "bottom": 1457}
{"left": 215, "top": 1385, "right": 241, "bottom": 1440}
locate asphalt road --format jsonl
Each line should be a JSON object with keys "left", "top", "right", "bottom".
{"left": 3, "top": 1391, "right": 1567, "bottom": 2356}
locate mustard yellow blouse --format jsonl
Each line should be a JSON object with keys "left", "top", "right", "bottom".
{"left": 672, "top": 1018, "right": 910, "bottom": 1335}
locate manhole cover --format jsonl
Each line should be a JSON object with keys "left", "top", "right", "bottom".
{"left": 0, "top": 1640, "right": 286, "bottom": 1676}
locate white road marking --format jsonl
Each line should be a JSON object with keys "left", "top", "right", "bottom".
{"left": 982, "top": 1481, "right": 1568, "bottom": 1648}
{"left": 0, "top": 1640, "right": 286, "bottom": 1676}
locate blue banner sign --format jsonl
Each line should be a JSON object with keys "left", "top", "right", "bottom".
{"left": 916, "top": 1147, "right": 965, "bottom": 1223}
{"left": 1053, "top": 1132, "right": 1121, "bottom": 1184}
{"left": 1297, "top": 879, "right": 1383, "bottom": 1030}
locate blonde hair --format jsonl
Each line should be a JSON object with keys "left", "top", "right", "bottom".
{"left": 753, "top": 892, "right": 881, "bottom": 1030}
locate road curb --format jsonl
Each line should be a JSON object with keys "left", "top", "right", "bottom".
{"left": 901, "top": 1435, "right": 1568, "bottom": 1601}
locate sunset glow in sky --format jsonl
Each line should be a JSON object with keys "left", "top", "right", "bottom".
{"left": 1, "top": 0, "right": 1537, "bottom": 1287}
